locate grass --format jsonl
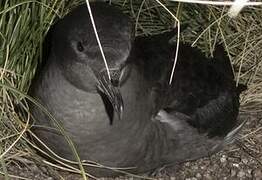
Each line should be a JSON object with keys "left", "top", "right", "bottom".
{"left": 0, "top": 0, "right": 262, "bottom": 179}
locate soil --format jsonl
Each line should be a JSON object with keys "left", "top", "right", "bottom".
{"left": 3, "top": 112, "right": 262, "bottom": 180}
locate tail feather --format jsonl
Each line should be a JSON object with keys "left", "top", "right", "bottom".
{"left": 211, "top": 119, "right": 247, "bottom": 153}
{"left": 213, "top": 44, "right": 235, "bottom": 79}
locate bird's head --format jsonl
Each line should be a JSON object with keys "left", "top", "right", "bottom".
{"left": 51, "top": 2, "right": 134, "bottom": 123}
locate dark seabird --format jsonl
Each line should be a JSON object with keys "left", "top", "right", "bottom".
{"left": 29, "top": 2, "right": 246, "bottom": 177}
{"left": 30, "top": 2, "right": 134, "bottom": 125}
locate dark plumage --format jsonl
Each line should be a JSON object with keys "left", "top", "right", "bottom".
{"left": 31, "top": 2, "right": 133, "bottom": 124}
{"left": 133, "top": 33, "right": 246, "bottom": 137}
{"left": 29, "top": 2, "right": 246, "bottom": 177}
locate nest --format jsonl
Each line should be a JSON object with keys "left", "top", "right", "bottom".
{"left": 0, "top": 0, "right": 261, "bottom": 179}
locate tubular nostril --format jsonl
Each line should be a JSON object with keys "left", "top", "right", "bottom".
{"left": 111, "top": 78, "right": 119, "bottom": 87}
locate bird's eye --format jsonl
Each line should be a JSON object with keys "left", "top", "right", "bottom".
{"left": 77, "top": 42, "right": 84, "bottom": 52}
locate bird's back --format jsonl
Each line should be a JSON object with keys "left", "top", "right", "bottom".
{"left": 133, "top": 32, "right": 245, "bottom": 137}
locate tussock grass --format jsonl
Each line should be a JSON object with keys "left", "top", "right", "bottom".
{"left": 0, "top": 0, "right": 262, "bottom": 179}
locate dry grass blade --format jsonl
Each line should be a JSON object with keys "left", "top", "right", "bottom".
{"left": 85, "top": 0, "right": 111, "bottom": 81}
{"left": 169, "top": 0, "right": 262, "bottom": 6}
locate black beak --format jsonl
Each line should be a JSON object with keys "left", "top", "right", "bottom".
{"left": 96, "top": 70, "right": 124, "bottom": 124}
